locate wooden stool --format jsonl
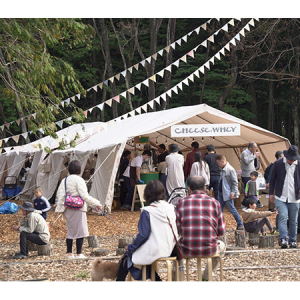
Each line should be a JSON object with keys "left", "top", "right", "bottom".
{"left": 185, "top": 254, "right": 224, "bottom": 281}
{"left": 131, "top": 184, "right": 146, "bottom": 211}
{"left": 127, "top": 257, "right": 179, "bottom": 281}
{"left": 151, "top": 257, "right": 179, "bottom": 281}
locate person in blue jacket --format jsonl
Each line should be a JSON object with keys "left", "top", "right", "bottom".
{"left": 33, "top": 186, "right": 51, "bottom": 220}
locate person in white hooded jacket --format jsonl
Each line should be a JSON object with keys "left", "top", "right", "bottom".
{"left": 116, "top": 180, "right": 179, "bottom": 281}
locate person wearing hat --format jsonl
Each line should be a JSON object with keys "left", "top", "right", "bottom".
{"left": 269, "top": 145, "right": 300, "bottom": 249}
{"left": 165, "top": 144, "right": 185, "bottom": 196}
{"left": 11, "top": 202, "right": 50, "bottom": 259}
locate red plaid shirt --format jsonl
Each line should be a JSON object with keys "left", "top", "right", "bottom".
{"left": 175, "top": 190, "right": 226, "bottom": 257}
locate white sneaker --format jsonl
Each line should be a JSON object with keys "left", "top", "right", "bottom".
{"left": 67, "top": 254, "right": 74, "bottom": 259}
{"left": 76, "top": 254, "right": 86, "bottom": 259}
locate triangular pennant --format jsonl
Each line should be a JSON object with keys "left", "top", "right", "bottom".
{"left": 97, "top": 103, "right": 104, "bottom": 111}
{"left": 0, "top": 140, "right": 2, "bottom": 147}
{"left": 207, "top": 35, "right": 214, "bottom": 43}
{"left": 4, "top": 137, "right": 9, "bottom": 143}
{"left": 160, "top": 93, "right": 167, "bottom": 102}
{"left": 135, "top": 107, "right": 141, "bottom": 115}
{"left": 0, "top": 125, "right": 4, "bottom": 131}
{"left": 225, "top": 43, "right": 230, "bottom": 51}
{"left": 188, "top": 30, "right": 193, "bottom": 36}
{"left": 152, "top": 53, "right": 157, "bottom": 61}
{"left": 76, "top": 94, "right": 81, "bottom": 100}
{"left": 115, "top": 73, "right": 121, "bottom": 81}
{"left": 154, "top": 97, "right": 160, "bottom": 104}
{"left": 182, "top": 78, "right": 189, "bottom": 86}
{"left": 128, "top": 87, "right": 135, "bottom": 95}
{"left": 16, "top": 119, "right": 21, "bottom": 126}
{"left": 182, "top": 35, "right": 187, "bottom": 43}
{"left": 104, "top": 80, "right": 109, "bottom": 86}
{"left": 177, "top": 82, "right": 183, "bottom": 90}
{"left": 172, "top": 60, "right": 180, "bottom": 68}
{"left": 4, "top": 147, "right": 11, "bottom": 154}
{"left": 149, "top": 75, "right": 156, "bottom": 82}
{"left": 199, "top": 66, "right": 205, "bottom": 74}
{"left": 109, "top": 76, "right": 114, "bottom": 83}
{"left": 172, "top": 86, "right": 179, "bottom": 94}
{"left": 128, "top": 67, "right": 133, "bottom": 74}
{"left": 180, "top": 55, "right": 187, "bottom": 63}
{"left": 193, "top": 69, "right": 200, "bottom": 78}
{"left": 105, "top": 99, "right": 113, "bottom": 107}
{"left": 21, "top": 132, "right": 28, "bottom": 140}
{"left": 215, "top": 51, "right": 221, "bottom": 60}
{"left": 176, "top": 38, "right": 182, "bottom": 46}
{"left": 158, "top": 49, "right": 164, "bottom": 56}
{"left": 249, "top": 19, "right": 255, "bottom": 27}
{"left": 215, "top": 29, "right": 220, "bottom": 36}
{"left": 240, "top": 28, "right": 245, "bottom": 37}
{"left": 92, "top": 85, "right": 98, "bottom": 92}
{"left": 146, "top": 56, "right": 152, "bottom": 64}
{"left": 166, "top": 90, "right": 172, "bottom": 97}
{"left": 201, "top": 40, "right": 207, "bottom": 48}
{"left": 157, "top": 69, "right": 165, "bottom": 78}
{"left": 142, "top": 80, "right": 149, "bottom": 87}
{"left": 170, "top": 42, "right": 176, "bottom": 50}
{"left": 222, "top": 24, "right": 228, "bottom": 32}
{"left": 235, "top": 18, "right": 241, "bottom": 21}
{"left": 56, "top": 120, "right": 63, "bottom": 129}
{"left": 60, "top": 101, "right": 65, "bottom": 108}
{"left": 133, "top": 63, "right": 139, "bottom": 70}
{"left": 188, "top": 74, "right": 194, "bottom": 82}
{"left": 194, "top": 45, "right": 200, "bottom": 52}
{"left": 165, "top": 45, "right": 170, "bottom": 53}
{"left": 141, "top": 104, "right": 148, "bottom": 113}
{"left": 88, "top": 107, "right": 94, "bottom": 113}
{"left": 70, "top": 96, "right": 76, "bottom": 102}
{"left": 140, "top": 60, "right": 146, "bottom": 67}
{"left": 244, "top": 24, "right": 250, "bottom": 31}
{"left": 12, "top": 135, "right": 20, "bottom": 143}
{"left": 5, "top": 123, "right": 10, "bottom": 130}
{"left": 83, "top": 111, "right": 88, "bottom": 118}
{"left": 39, "top": 128, "right": 45, "bottom": 135}
{"left": 201, "top": 23, "right": 207, "bottom": 30}
{"left": 235, "top": 33, "right": 240, "bottom": 42}
{"left": 98, "top": 82, "right": 103, "bottom": 89}
{"left": 230, "top": 38, "right": 236, "bottom": 46}
{"left": 65, "top": 98, "right": 70, "bottom": 106}
{"left": 204, "top": 61, "right": 210, "bottom": 70}
{"left": 121, "top": 70, "right": 127, "bottom": 78}
{"left": 195, "top": 26, "right": 200, "bottom": 35}
{"left": 229, "top": 19, "right": 235, "bottom": 26}
{"left": 128, "top": 111, "right": 135, "bottom": 117}
{"left": 14, "top": 146, "right": 20, "bottom": 155}
{"left": 113, "top": 95, "right": 120, "bottom": 103}
{"left": 148, "top": 100, "right": 154, "bottom": 109}
{"left": 135, "top": 83, "right": 142, "bottom": 91}
{"left": 165, "top": 65, "right": 172, "bottom": 73}
{"left": 209, "top": 57, "right": 215, "bottom": 65}
{"left": 187, "top": 50, "right": 194, "bottom": 58}
{"left": 121, "top": 92, "right": 127, "bottom": 98}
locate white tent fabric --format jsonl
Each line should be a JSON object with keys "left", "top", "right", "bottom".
{"left": 0, "top": 104, "right": 290, "bottom": 211}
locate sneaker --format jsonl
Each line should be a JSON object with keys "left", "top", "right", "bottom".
{"left": 236, "top": 226, "right": 244, "bottom": 231}
{"left": 289, "top": 241, "right": 297, "bottom": 248}
{"left": 281, "top": 239, "right": 288, "bottom": 249}
{"left": 269, "top": 208, "right": 276, "bottom": 212}
{"left": 13, "top": 253, "right": 28, "bottom": 259}
{"left": 75, "top": 254, "right": 87, "bottom": 259}
{"left": 256, "top": 201, "right": 263, "bottom": 208}
{"left": 67, "top": 254, "right": 74, "bottom": 259}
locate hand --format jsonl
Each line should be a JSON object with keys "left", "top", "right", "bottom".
{"left": 11, "top": 225, "right": 19, "bottom": 231}
{"left": 272, "top": 211, "right": 278, "bottom": 214}
{"left": 269, "top": 195, "right": 274, "bottom": 203}
{"left": 138, "top": 179, "right": 145, "bottom": 184}
{"left": 266, "top": 183, "right": 270, "bottom": 188}
{"left": 95, "top": 205, "right": 102, "bottom": 212}
{"left": 255, "top": 152, "right": 260, "bottom": 157}
{"left": 230, "top": 193, "right": 234, "bottom": 199}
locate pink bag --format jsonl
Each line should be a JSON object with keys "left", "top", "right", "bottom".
{"left": 64, "top": 177, "right": 84, "bottom": 210}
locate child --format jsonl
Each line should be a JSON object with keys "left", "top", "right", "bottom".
{"left": 243, "top": 171, "right": 263, "bottom": 208}
{"left": 241, "top": 196, "right": 277, "bottom": 235}
{"left": 33, "top": 186, "right": 51, "bottom": 220}
{"left": 216, "top": 155, "right": 244, "bottom": 230}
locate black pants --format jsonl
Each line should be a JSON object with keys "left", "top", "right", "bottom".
{"left": 66, "top": 238, "right": 84, "bottom": 254}
{"left": 20, "top": 231, "right": 46, "bottom": 255}
{"left": 116, "top": 255, "right": 162, "bottom": 281}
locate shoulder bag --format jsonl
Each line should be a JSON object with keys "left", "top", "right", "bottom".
{"left": 64, "top": 176, "right": 84, "bottom": 210}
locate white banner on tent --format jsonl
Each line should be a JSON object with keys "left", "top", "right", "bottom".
{"left": 171, "top": 124, "right": 241, "bottom": 137}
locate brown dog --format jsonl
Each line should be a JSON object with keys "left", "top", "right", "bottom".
{"left": 91, "top": 257, "right": 119, "bottom": 281}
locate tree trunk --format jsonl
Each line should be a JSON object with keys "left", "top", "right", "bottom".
{"left": 248, "top": 80, "right": 258, "bottom": 125}
{"left": 163, "top": 18, "right": 176, "bottom": 110}
{"left": 268, "top": 80, "right": 274, "bottom": 132}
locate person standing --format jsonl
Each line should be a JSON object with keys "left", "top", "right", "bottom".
{"left": 157, "top": 144, "right": 169, "bottom": 191}
{"left": 55, "top": 160, "right": 102, "bottom": 258}
{"left": 118, "top": 150, "right": 131, "bottom": 207}
{"left": 216, "top": 155, "right": 244, "bottom": 230}
{"left": 203, "top": 144, "right": 220, "bottom": 200}
{"left": 122, "top": 150, "right": 152, "bottom": 210}
{"left": 184, "top": 141, "right": 203, "bottom": 180}
{"left": 269, "top": 145, "right": 300, "bottom": 249}
{"left": 241, "top": 142, "right": 263, "bottom": 208}
{"left": 11, "top": 202, "right": 50, "bottom": 259}
{"left": 190, "top": 152, "right": 210, "bottom": 187}
{"left": 166, "top": 144, "right": 185, "bottom": 196}
{"left": 175, "top": 176, "right": 226, "bottom": 281}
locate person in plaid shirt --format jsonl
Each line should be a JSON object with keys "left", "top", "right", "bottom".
{"left": 175, "top": 176, "right": 226, "bottom": 281}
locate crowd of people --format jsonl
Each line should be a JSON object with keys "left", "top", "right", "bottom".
{"left": 10, "top": 142, "right": 300, "bottom": 281}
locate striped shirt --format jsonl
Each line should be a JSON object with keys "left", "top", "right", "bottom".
{"left": 175, "top": 190, "right": 226, "bottom": 257}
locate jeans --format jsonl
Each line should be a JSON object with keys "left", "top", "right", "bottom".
{"left": 123, "top": 176, "right": 134, "bottom": 206}
{"left": 209, "top": 175, "right": 220, "bottom": 200}
{"left": 20, "top": 231, "right": 46, "bottom": 255}
{"left": 218, "top": 193, "right": 243, "bottom": 228}
{"left": 275, "top": 199, "right": 299, "bottom": 242}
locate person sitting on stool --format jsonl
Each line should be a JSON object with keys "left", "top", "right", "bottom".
{"left": 11, "top": 202, "right": 50, "bottom": 259}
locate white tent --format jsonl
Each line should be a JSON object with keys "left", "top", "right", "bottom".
{"left": 0, "top": 104, "right": 290, "bottom": 211}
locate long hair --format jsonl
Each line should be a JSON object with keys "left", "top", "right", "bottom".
{"left": 143, "top": 180, "right": 166, "bottom": 205}
{"left": 194, "top": 151, "right": 203, "bottom": 170}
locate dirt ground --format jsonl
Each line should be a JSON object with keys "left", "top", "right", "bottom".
{"left": 1, "top": 199, "right": 300, "bottom": 282}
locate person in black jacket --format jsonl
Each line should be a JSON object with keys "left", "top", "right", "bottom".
{"left": 118, "top": 150, "right": 131, "bottom": 207}
{"left": 269, "top": 145, "right": 300, "bottom": 249}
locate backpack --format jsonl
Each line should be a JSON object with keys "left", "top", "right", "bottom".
{"left": 264, "top": 163, "right": 273, "bottom": 181}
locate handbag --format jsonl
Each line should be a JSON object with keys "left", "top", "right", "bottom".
{"left": 64, "top": 176, "right": 84, "bottom": 210}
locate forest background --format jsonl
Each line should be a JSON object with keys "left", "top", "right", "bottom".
{"left": 1, "top": 17, "right": 300, "bottom": 150}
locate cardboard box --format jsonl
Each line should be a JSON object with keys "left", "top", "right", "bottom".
{"left": 259, "top": 194, "right": 269, "bottom": 207}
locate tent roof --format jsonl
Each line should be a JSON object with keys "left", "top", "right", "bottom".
{"left": 80, "top": 103, "right": 289, "bottom": 151}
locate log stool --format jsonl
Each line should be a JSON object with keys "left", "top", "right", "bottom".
{"left": 127, "top": 257, "right": 179, "bottom": 281}
{"left": 185, "top": 254, "right": 224, "bottom": 281}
